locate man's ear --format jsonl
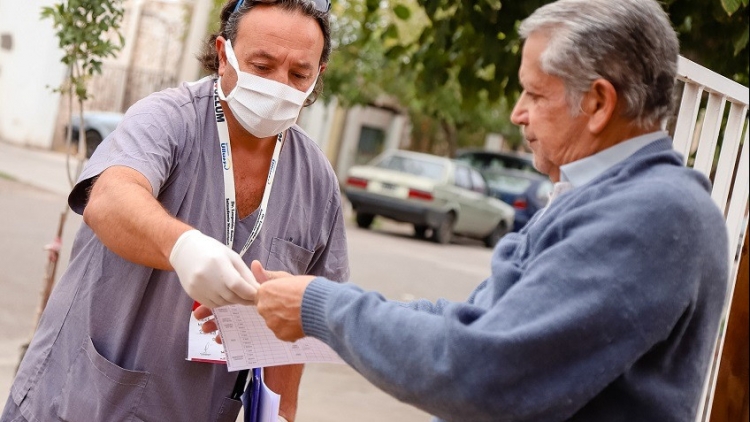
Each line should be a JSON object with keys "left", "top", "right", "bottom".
{"left": 581, "top": 78, "right": 617, "bottom": 135}
{"left": 215, "top": 36, "right": 228, "bottom": 77}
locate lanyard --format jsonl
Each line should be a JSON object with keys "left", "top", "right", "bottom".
{"left": 213, "top": 80, "right": 283, "bottom": 257}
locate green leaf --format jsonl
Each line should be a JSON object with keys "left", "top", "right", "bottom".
{"left": 366, "top": 0, "right": 380, "bottom": 12}
{"left": 394, "top": 4, "right": 411, "bottom": 20}
{"left": 385, "top": 45, "right": 407, "bottom": 59}
{"left": 41, "top": 0, "right": 124, "bottom": 104}
{"left": 382, "top": 23, "right": 399, "bottom": 40}
{"left": 721, "top": 0, "right": 742, "bottom": 14}
{"left": 734, "top": 26, "right": 749, "bottom": 56}
{"left": 485, "top": 0, "right": 502, "bottom": 11}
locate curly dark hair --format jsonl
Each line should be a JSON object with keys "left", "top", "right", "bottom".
{"left": 199, "top": 0, "right": 331, "bottom": 106}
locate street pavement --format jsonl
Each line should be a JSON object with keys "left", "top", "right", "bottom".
{"left": 0, "top": 142, "right": 78, "bottom": 197}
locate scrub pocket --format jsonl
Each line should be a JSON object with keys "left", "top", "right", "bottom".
{"left": 54, "top": 337, "right": 150, "bottom": 421}
{"left": 266, "top": 237, "right": 314, "bottom": 274}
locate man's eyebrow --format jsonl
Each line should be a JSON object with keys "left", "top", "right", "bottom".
{"left": 246, "top": 50, "right": 276, "bottom": 62}
{"left": 294, "top": 62, "right": 314, "bottom": 71}
{"left": 245, "top": 50, "right": 315, "bottom": 70}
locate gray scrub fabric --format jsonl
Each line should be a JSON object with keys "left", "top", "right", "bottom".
{"left": 9, "top": 77, "right": 349, "bottom": 422}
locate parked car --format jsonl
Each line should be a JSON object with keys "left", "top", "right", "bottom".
{"left": 344, "top": 150, "right": 515, "bottom": 247}
{"left": 66, "top": 111, "right": 125, "bottom": 158}
{"left": 482, "top": 168, "right": 553, "bottom": 232}
{"left": 455, "top": 148, "right": 541, "bottom": 175}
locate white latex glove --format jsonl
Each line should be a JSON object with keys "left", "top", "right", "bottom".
{"left": 169, "top": 229, "right": 260, "bottom": 309}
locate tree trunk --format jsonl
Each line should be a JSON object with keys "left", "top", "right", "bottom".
{"left": 441, "top": 119, "right": 458, "bottom": 157}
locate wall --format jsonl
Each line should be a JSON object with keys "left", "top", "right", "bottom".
{"left": 0, "top": 0, "right": 67, "bottom": 148}
{"left": 333, "top": 105, "right": 404, "bottom": 182}
{"left": 710, "top": 228, "right": 749, "bottom": 421}
{"left": 297, "top": 100, "right": 407, "bottom": 182}
{"left": 297, "top": 97, "right": 340, "bottom": 157}
{"left": 49, "top": 0, "right": 191, "bottom": 151}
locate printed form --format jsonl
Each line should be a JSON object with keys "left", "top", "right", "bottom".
{"left": 187, "top": 304, "right": 343, "bottom": 371}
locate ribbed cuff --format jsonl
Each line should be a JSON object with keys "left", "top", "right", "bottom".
{"left": 300, "top": 277, "right": 338, "bottom": 343}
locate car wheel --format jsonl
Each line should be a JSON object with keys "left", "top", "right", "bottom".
{"left": 85, "top": 129, "right": 103, "bottom": 159}
{"left": 356, "top": 212, "right": 375, "bottom": 229}
{"left": 432, "top": 213, "right": 455, "bottom": 245}
{"left": 413, "top": 224, "right": 429, "bottom": 239}
{"left": 483, "top": 221, "right": 509, "bottom": 248}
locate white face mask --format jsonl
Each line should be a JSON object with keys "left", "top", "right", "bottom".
{"left": 217, "top": 40, "right": 318, "bottom": 138}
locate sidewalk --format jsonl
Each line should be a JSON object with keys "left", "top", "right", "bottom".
{"left": 0, "top": 141, "right": 79, "bottom": 196}
{"left": 0, "top": 141, "right": 360, "bottom": 221}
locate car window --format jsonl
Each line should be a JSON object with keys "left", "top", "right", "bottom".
{"left": 376, "top": 155, "right": 445, "bottom": 180}
{"left": 456, "top": 151, "right": 539, "bottom": 174}
{"left": 454, "top": 155, "right": 483, "bottom": 169}
{"left": 468, "top": 168, "right": 488, "bottom": 194}
{"left": 484, "top": 172, "right": 534, "bottom": 194}
{"left": 454, "top": 166, "right": 472, "bottom": 190}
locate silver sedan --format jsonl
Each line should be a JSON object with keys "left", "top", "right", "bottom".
{"left": 344, "top": 150, "right": 515, "bottom": 247}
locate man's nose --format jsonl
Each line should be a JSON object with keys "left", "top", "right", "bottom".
{"left": 267, "top": 70, "right": 290, "bottom": 87}
{"left": 510, "top": 100, "right": 526, "bottom": 126}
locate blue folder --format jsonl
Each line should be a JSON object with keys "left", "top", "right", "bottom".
{"left": 241, "top": 368, "right": 263, "bottom": 422}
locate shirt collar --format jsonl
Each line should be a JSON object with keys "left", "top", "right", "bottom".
{"left": 560, "top": 131, "right": 667, "bottom": 187}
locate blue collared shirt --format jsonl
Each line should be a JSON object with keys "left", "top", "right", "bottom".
{"left": 560, "top": 131, "right": 668, "bottom": 188}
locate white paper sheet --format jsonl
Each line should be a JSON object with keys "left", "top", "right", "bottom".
{"left": 192, "top": 304, "right": 343, "bottom": 371}
{"left": 187, "top": 312, "right": 226, "bottom": 364}
{"left": 258, "top": 377, "right": 281, "bottom": 422}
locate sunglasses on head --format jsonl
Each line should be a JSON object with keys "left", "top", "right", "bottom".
{"left": 233, "top": 0, "right": 331, "bottom": 14}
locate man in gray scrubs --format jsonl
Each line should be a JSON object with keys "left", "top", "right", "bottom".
{"left": 2, "top": 1, "right": 348, "bottom": 421}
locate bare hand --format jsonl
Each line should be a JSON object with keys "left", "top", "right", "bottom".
{"left": 248, "top": 260, "right": 293, "bottom": 282}
{"left": 257, "top": 275, "right": 315, "bottom": 342}
{"left": 193, "top": 304, "right": 221, "bottom": 342}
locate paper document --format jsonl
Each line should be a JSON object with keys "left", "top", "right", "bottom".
{"left": 187, "top": 304, "right": 343, "bottom": 371}
{"left": 187, "top": 312, "right": 226, "bottom": 364}
{"left": 257, "top": 376, "right": 281, "bottom": 422}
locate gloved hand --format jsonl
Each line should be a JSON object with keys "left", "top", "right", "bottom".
{"left": 169, "top": 229, "right": 259, "bottom": 309}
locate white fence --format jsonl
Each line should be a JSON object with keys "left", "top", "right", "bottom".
{"left": 671, "top": 56, "right": 749, "bottom": 421}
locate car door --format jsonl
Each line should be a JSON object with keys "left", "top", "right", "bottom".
{"left": 452, "top": 164, "right": 492, "bottom": 234}
{"left": 467, "top": 167, "right": 505, "bottom": 234}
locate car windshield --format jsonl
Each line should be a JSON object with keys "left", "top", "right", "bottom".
{"left": 456, "top": 152, "right": 539, "bottom": 174}
{"left": 375, "top": 155, "right": 446, "bottom": 180}
{"left": 483, "top": 172, "right": 534, "bottom": 194}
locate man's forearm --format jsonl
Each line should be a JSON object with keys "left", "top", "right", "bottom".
{"left": 84, "top": 166, "right": 191, "bottom": 270}
{"left": 264, "top": 364, "right": 303, "bottom": 421}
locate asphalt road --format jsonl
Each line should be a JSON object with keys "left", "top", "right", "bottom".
{"left": 0, "top": 176, "right": 495, "bottom": 421}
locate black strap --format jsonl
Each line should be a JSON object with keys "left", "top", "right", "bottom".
{"left": 231, "top": 369, "right": 250, "bottom": 400}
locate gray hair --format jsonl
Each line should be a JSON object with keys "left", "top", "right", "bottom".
{"left": 519, "top": 0, "right": 679, "bottom": 128}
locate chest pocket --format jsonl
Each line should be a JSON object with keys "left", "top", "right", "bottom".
{"left": 265, "top": 237, "right": 314, "bottom": 274}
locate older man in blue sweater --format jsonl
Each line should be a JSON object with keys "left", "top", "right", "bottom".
{"left": 200, "top": 0, "right": 729, "bottom": 420}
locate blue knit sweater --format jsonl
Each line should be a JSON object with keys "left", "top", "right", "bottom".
{"left": 301, "top": 138, "right": 729, "bottom": 422}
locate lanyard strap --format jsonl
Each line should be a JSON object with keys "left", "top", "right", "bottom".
{"left": 213, "top": 80, "right": 283, "bottom": 257}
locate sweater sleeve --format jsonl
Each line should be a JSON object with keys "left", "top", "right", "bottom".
{"left": 299, "top": 176, "right": 728, "bottom": 422}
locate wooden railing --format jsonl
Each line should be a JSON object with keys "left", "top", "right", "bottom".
{"left": 671, "top": 56, "right": 749, "bottom": 421}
